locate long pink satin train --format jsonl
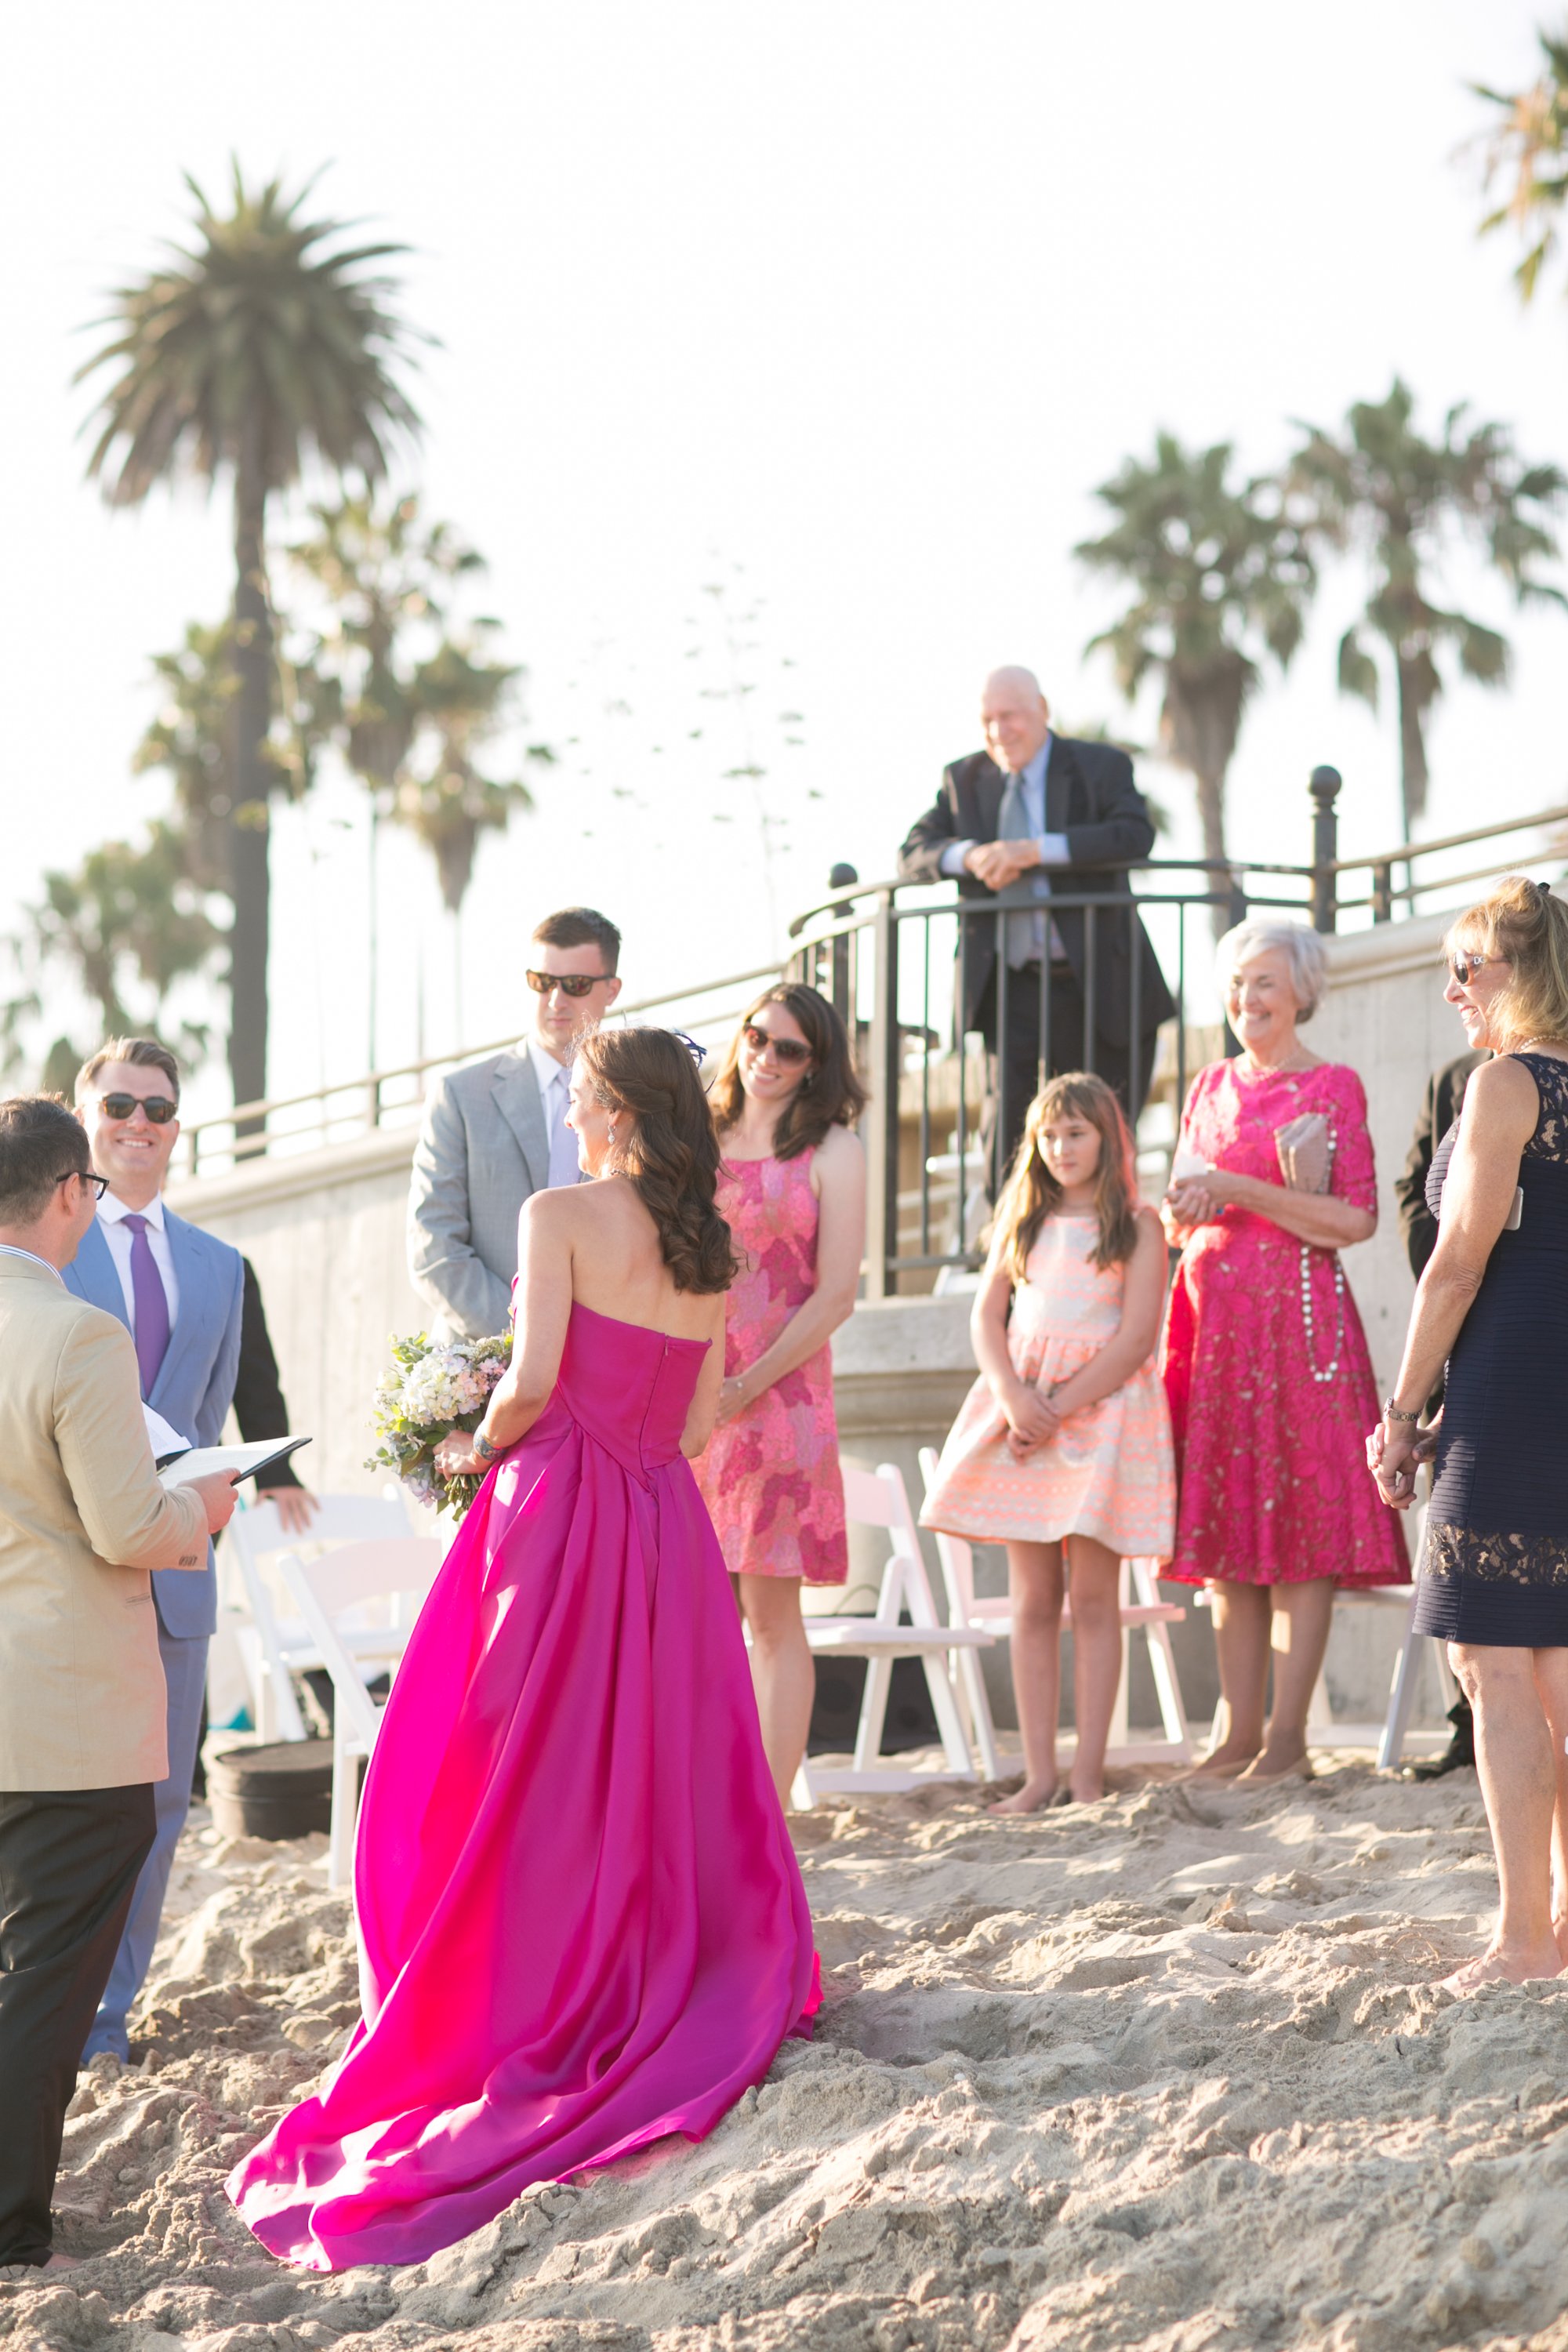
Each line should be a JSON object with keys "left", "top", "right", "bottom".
{"left": 228, "top": 1303, "right": 819, "bottom": 2270}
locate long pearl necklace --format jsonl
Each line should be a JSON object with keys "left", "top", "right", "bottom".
{"left": 1249, "top": 1055, "right": 1345, "bottom": 1382}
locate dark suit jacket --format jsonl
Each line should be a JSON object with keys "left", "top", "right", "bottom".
{"left": 1394, "top": 1051, "right": 1487, "bottom": 1279}
{"left": 896, "top": 737, "right": 1175, "bottom": 1042}
{"left": 235, "top": 1259, "right": 302, "bottom": 1490}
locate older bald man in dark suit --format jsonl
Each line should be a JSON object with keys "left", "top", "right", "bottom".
{"left": 898, "top": 666, "right": 1174, "bottom": 1178}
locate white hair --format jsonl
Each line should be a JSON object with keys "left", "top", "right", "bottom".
{"left": 1216, "top": 917, "right": 1329, "bottom": 1023}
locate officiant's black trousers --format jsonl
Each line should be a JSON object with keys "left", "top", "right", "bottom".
{"left": 977, "top": 964, "right": 1155, "bottom": 1192}
{"left": 0, "top": 1784, "right": 154, "bottom": 2265}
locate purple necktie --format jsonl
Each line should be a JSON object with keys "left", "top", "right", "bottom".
{"left": 122, "top": 1213, "right": 171, "bottom": 1400}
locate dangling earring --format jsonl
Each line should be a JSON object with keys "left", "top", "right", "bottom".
{"left": 800, "top": 1071, "right": 814, "bottom": 1091}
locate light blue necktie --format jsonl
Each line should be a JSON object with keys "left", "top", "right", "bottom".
{"left": 997, "top": 770, "right": 1049, "bottom": 967}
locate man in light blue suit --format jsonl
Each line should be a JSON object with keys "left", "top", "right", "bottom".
{"left": 64, "top": 1038, "right": 243, "bottom": 2061}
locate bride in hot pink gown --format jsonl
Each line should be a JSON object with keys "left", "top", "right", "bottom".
{"left": 228, "top": 1029, "right": 818, "bottom": 2272}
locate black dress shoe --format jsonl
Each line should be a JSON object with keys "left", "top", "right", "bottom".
{"left": 1402, "top": 1695, "right": 1475, "bottom": 1781}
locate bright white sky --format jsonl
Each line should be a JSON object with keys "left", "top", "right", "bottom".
{"left": 5, "top": 0, "right": 1566, "bottom": 1120}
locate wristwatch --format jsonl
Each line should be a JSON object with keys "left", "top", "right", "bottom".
{"left": 1381, "top": 1398, "right": 1419, "bottom": 1424}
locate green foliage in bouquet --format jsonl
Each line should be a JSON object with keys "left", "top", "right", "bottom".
{"left": 367, "top": 1329, "right": 512, "bottom": 1519}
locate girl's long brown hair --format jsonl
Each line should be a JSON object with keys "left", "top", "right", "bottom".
{"left": 576, "top": 1028, "right": 739, "bottom": 1294}
{"left": 707, "top": 982, "right": 868, "bottom": 1161}
{"left": 993, "top": 1072, "right": 1141, "bottom": 1280}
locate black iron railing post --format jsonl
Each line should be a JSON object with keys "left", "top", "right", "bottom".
{"left": 863, "top": 889, "right": 900, "bottom": 1300}
{"left": 1310, "top": 766, "right": 1342, "bottom": 934}
{"left": 827, "top": 862, "right": 858, "bottom": 1022}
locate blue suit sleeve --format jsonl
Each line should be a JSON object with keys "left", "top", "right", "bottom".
{"left": 196, "top": 1248, "right": 245, "bottom": 1446}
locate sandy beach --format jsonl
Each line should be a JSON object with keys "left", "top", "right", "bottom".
{"left": 11, "top": 1755, "right": 1568, "bottom": 2352}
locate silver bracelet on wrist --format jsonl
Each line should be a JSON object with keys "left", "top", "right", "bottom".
{"left": 1382, "top": 1398, "right": 1419, "bottom": 1424}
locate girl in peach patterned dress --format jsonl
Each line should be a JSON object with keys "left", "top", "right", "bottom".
{"left": 922, "top": 1074, "right": 1174, "bottom": 1812}
{"left": 694, "top": 985, "right": 867, "bottom": 1806}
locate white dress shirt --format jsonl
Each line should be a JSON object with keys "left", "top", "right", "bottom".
{"left": 98, "top": 1189, "right": 180, "bottom": 1331}
{"left": 524, "top": 1038, "right": 584, "bottom": 1189}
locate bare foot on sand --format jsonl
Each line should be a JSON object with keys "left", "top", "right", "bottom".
{"left": 1238, "top": 1741, "right": 1313, "bottom": 1785}
{"left": 1554, "top": 1911, "right": 1568, "bottom": 1969}
{"left": 1177, "top": 1742, "right": 1261, "bottom": 1783}
{"left": 1068, "top": 1776, "right": 1105, "bottom": 1805}
{"left": 989, "top": 1779, "right": 1058, "bottom": 1815}
{"left": 1439, "top": 1940, "right": 1566, "bottom": 1995}
{"left": 0, "top": 2254, "right": 80, "bottom": 2279}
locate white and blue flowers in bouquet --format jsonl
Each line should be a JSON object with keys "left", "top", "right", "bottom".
{"left": 367, "top": 1330, "right": 512, "bottom": 1519}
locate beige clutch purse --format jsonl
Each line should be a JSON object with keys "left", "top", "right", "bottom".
{"left": 1275, "top": 1112, "right": 1334, "bottom": 1193}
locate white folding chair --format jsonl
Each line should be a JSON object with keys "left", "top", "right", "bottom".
{"left": 222, "top": 1487, "right": 419, "bottom": 1743}
{"left": 791, "top": 1462, "right": 994, "bottom": 1808}
{"left": 277, "top": 1538, "right": 443, "bottom": 1887}
{"left": 1305, "top": 1582, "right": 1454, "bottom": 1765}
{"left": 917, "top": 1446, "right": 1192, "bottom": 1769}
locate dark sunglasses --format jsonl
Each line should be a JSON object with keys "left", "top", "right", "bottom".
{"left": 59, "top": 1171, "right": 110, "bottom": 1200}
{"left": 1446, "top": 950, "right": 1502, "bottom": 986}
{"left": 98, "top": 1091, "right": 178, "bottom": 1123}
{"left": 526, "top": 969, "right": 607, "bottom": 1000}
{"left": 742, "top": 1022, "right": 813, "bottom": 1067}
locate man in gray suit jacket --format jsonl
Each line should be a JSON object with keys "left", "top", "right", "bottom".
{"left": 409, "top": 907, "right": 623, "bottom": 1338}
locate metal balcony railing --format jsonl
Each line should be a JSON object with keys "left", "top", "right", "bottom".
{"left": 178, "top": 768, "right": 1568, "bottom": 1297}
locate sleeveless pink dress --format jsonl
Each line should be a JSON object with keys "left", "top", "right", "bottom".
{"left": 227, "top": 1302, "right": 819, "bottom": 2271}
{"left": 693, "top": 1151, "right": 848, "bottom": 1584}
{"left": 920, "top": 1217, "right": 1175, "bottom": 1556}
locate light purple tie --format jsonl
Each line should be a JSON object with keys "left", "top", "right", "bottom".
{"left": 122, "top": 1214, "right": 171, "bottom": 1400}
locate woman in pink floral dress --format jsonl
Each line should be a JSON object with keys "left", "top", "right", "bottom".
{"left": 694, "top": 985, "right": 866, "bottom": 1803}
{"left": 1161, "top": 920, "right": 1407, "bottom": 1783}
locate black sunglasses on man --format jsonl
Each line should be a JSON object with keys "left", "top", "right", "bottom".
{"left": 525, "top": 970, "right": 608, "bottom": 1001}
{"left": 96, "top": 1092, "right": 179, "bottom": 1124}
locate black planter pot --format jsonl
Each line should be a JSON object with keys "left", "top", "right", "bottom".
{"left": 207, "top": 1740, "right": 336, "bottom": 1842}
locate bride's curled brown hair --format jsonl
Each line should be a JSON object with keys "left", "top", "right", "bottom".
{"left": 575, "top": 1027, "right": 739, "bottom": 1294}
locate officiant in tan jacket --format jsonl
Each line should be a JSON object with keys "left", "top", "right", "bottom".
{"left": 0, "top": 1097, "right": 238, "bottom": 2276}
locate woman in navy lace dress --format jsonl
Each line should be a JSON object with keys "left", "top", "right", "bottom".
{"left": 1374, "top": 878, "right": 1568, "bottom": 1994}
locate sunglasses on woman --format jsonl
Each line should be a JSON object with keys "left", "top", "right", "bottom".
{"left": 98, "top": 1093, "right": 178, "bottom": 1123}
{"left": 1447, "top": 950, "right": 1502, "bottom": 986}
{"left": 742, "top": 1022, "right": 812, "bottom": 1066}
{"left": 526, "top": 969, "right": 606, "bottom": 1000}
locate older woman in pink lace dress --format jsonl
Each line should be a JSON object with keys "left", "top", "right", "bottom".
{"left": 1161, "top": 920, "right": 1407, "bottom": 1783}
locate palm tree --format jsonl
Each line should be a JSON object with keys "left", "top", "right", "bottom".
{"left": 77, "top": 163, "right": 421, "bottom": 1113}
{"left": 1076, "top": 433, "right": 1316, "bottom": 935}
{"left": 1474, "top": 28, "right": 1568, "bottom": 302}
{"left": 1, "top": 822, "right": 225, "bottom": 1093}
{"left": 289, "top": 492, "right": 550, "bottom": 1053}
{"left": 1290, "top": 380, "right": 1566, "bottom": 840}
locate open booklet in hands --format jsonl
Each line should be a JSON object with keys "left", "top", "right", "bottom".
{"left": 158, "top": 1434, "right": 312, "bottom": 1490}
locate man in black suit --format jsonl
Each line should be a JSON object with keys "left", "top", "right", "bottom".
{"left": 898, "top": 666, "right": 1174, "bottom": 1178}
{"left": 1394, "top": 1051, "right": 1487, "bottom": 1282}
{"left": 1392, "top": 1049, "right": 1486, "bottom": 1783}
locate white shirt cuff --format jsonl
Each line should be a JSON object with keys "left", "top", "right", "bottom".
{"left": 939, "top": 839, "right": 976, "bottom": 879}
{"left": 1036, "top": 833, "right": 1070, "bottom": 866}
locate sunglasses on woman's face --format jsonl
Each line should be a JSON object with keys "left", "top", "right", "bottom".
{"left": 526, "top": 969, "right": 605, "bottom": 1000}
{"left": 98, "top": 1092, "right": 178, "bottom": 1123}
{"left": 742, "top": 1022, "right": 812, "bottom": 1066}
{"left": 1447, "top": 950, "right": 1501, "bottom": 986}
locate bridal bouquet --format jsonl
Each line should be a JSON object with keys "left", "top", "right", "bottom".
{"left": 366, "top": 1330, "right": 512, "bottom": 1519}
